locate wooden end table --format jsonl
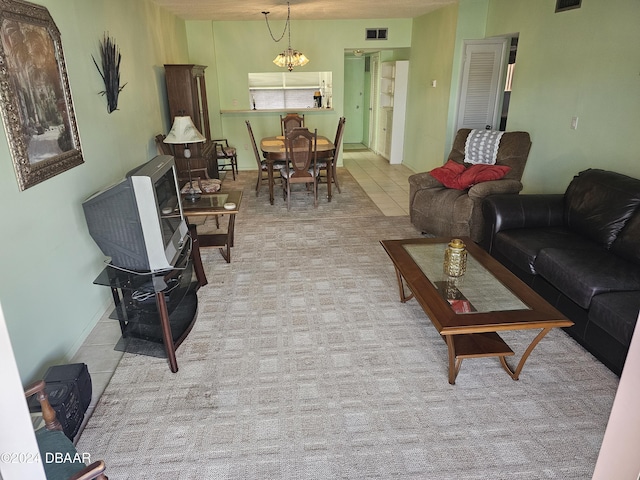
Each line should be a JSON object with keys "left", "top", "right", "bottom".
{"left": 380, "top": 237, "right": 573, "bottom": 384}
{"left": 181, "top": 190, "right": 242, "bottom": 263}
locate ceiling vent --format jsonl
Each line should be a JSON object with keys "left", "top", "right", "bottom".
{"left": 366, "top": 28, "right": 388, "bottom": 40}
{"left": 555, "top": 0, "right": 581, "bottom": 12}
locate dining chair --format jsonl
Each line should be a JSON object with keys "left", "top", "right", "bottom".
{"left": 317, "top": 116, "right": 346, "bottom": 194}
{"left": 245, "top": 120, "right": 286, "bottom": 197}
{"left": 213, "top": 138, "right": 238, "bottom": 180}
{"left": 280, "top": 113, "right": 305, "bottom": 136}
{"left": 155, "top": 134, "right": 221, "bottom": 194}
{"left": 281, "top": 127, "right": 319, "bottom": 210}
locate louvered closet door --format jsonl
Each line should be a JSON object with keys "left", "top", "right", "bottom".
{"left": 456, "top": 39, "right": 508, "bottom": 131}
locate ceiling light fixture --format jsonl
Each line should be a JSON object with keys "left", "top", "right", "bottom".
{"left": 262, "top": 2, "right": 309, "bottom": 72}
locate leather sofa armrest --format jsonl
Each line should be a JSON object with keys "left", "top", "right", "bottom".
{"left": 481, "top": 194, "right": 565, "bottom": 252}
{"left": 468, "top": 179, "right": 523, "bottom": 199}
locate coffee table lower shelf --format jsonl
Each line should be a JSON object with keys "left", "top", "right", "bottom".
{"left": 445, "top": 332, "right": 514, "bottom": 385}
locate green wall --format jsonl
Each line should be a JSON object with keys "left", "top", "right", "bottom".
{"left": 403, "top": 4, "right": 460, "bottom": 173}
{"left": 0, "top": 0, "right": 189, "bottom": 382}
{"left": 186, "top": 18, "right": 413, "bottom": 170}
{"left": 406, "top": 0, "right": 640, "bottom": 193}
{"left": 484, "top": 0, "right": 640, "bottom": 192}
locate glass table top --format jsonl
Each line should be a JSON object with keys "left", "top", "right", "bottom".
{"left": 403, "top": 243, "right": 529, "bottom": 314}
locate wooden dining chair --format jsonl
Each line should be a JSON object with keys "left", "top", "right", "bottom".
{"left": 317, "top": 116, "right": 346, "bottom": 194}
{"left": 280, "top": 113, "right": 305, "bottom": 136}
{"left": 245, "top": 120, "right": 286, "bottom": 197}
{"left": 213, "top": 138, "right": 238, "bottom": 180}
{"left": 281, "top": 127, "right": 319, "bottom": 210}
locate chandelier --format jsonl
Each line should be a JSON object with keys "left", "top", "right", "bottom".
{"left": 262, "top": 2, "right": 309, "bottom": 71}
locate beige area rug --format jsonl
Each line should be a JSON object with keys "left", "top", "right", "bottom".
{"left": 77, "top": 169, "right": 619, "bottom": 479}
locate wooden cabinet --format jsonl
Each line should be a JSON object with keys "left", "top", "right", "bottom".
{"left": 164, "top": 64, "right": 218, "bottom": 177}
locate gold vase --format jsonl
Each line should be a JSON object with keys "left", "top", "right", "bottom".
{"left": 443, "top": 238, "right": 467, "bottom": 277}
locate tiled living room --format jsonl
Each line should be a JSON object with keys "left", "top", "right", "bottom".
{"left": 1, "top": 1, "right": 639, "bottom": 480}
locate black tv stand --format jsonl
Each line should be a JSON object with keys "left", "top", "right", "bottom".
{"left": 93, "top": 226, "right": 207, "bottom": 372}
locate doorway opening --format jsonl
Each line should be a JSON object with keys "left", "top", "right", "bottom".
{"left": 499, "top": 36, "right": 518, "bottom": 131}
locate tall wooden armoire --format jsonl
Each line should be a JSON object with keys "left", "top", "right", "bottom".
{"left": 164, "top": 64, "right": 217, "bottom": 178}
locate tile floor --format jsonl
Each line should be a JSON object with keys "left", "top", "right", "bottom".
{"left": 343, "top": 146, "right": 415, "bottom": 216}
{"left": 70, "top": 146, "right": 415, "bottom": 440}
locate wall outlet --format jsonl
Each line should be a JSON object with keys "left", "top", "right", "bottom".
{"left": 571, "top": 116, "right": 579, "bottom": 129}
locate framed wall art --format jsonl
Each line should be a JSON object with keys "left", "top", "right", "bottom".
{"left": 0, "top": 0, "right": 83, "bottom": 191}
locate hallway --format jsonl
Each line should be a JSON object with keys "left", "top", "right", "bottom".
{"left": 343, "top": 147, "right": 415, "bottom": 216}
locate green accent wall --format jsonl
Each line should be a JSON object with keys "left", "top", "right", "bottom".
{"left": 0, "top": 0, "right": 189, "bottom": 382}
{"left": 406, "top": 0, "right": 640, "bottom": 192}
{"left": 403, "top": 4, "right": 460, "bottom": 173}
{"left": 483, "top": 0, "right": 640, "bottom": 192}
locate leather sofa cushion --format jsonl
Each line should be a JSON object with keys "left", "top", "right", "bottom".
{"left": 494, "top": 228, "right": 599, "bottom": 275}
{"left": 535, "top": 248, "right": 640, "bottom": 308}
{"left": 564, "top": 169, "right": 640, "bottom": 248}
{"left": 589, "top": 292, "right": 640, "bottom": 346}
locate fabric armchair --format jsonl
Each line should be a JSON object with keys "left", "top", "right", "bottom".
{"left": 409, "top": 128, "right": 532, "bottom": 243}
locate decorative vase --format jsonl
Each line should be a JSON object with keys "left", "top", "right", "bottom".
{"left": 443, "top": 238, "right": 467, "bottom": 277}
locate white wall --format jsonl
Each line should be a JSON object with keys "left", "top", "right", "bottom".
{"left": 592, "top": 312, "right": 640, "bottom": 480}
{"left": 0, "top": 302, "right": 46, "bottom": 480}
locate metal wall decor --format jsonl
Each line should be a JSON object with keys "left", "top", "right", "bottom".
{"left": 92, "top": 33, "right": 126, "bottom": 113}
{"left": 0, "top": 0, "right": 83, "bottom": 190}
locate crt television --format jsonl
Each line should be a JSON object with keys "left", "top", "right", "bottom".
{"left": 82, "top": 155, "right": 188, "bottom": 273}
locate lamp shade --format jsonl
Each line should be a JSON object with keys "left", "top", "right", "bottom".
{"left": 164, "top": 116, "right": 206, "bottom": 144}
{"left": 273, "top": 48, "right": 309, "bottom": 72}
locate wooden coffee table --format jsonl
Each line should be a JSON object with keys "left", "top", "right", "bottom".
{"left": 380, "top": 237, "right": 573, "bottom": 384}
{"left": 181, "top": 190, "right": 242, "bottom": 263}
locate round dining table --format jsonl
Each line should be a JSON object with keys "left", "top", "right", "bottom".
{"left": 260, "top": 135, "right": 335, "bottom": 205}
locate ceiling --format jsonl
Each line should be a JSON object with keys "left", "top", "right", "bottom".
{"left": 148, "top": 0, "right": 458, "bottom": 21}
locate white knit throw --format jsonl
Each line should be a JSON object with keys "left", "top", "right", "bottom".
{"left": 464, "top": 129, "right": 505, "bottom": 165}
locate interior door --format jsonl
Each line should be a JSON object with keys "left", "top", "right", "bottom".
{"left": 369, "top": 53, "right": 380, "bottom": 152}
{"left": 344, "top": 57, "right": 365, "bottom": 143}
{"left": 456, "top": 38, "right": 509, "bottom": 131}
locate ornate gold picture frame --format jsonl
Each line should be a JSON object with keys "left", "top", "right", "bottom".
{"left": 0, "top": 0, "right": 83, "bottom": 191}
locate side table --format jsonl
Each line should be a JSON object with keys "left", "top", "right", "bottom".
{"left": 181, "top": 190, "right": 242, "bottom": 263}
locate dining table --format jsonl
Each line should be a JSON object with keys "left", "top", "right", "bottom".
{"left": 260, "top": 135, "right": 335, "bottom": 205}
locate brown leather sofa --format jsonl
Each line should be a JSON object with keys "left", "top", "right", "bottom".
{"left": 482, "top": 169, "right": 640, "bottom": 375}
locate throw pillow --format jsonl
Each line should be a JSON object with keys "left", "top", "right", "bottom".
{"left": 429, "top": 161, "right": 511, "bottom": 190}
{"left": 456, "top": 164, "right": 511, "bottom": 189}
{"left": 429, "top": 159, "right": 466, "bottom": 188}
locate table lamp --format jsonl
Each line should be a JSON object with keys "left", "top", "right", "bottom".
{"left": 164, "top": 116, "right": 206, "bottom": 202}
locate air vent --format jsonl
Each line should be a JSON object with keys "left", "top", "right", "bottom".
{"left": 366, "top": 28, "right": 388, "bottom": 40}
{"left": 555, "top": 0, "right": 581, "bottom": 12}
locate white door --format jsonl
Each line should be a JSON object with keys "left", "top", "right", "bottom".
{"left": 456, "top": 38, "right": 509, "bottom": 131}
{"left": 369, "top": 53, "right": 380, "bottom": 153}
{"left": 344, "top": 57, "right": 365, "bottom": 143}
